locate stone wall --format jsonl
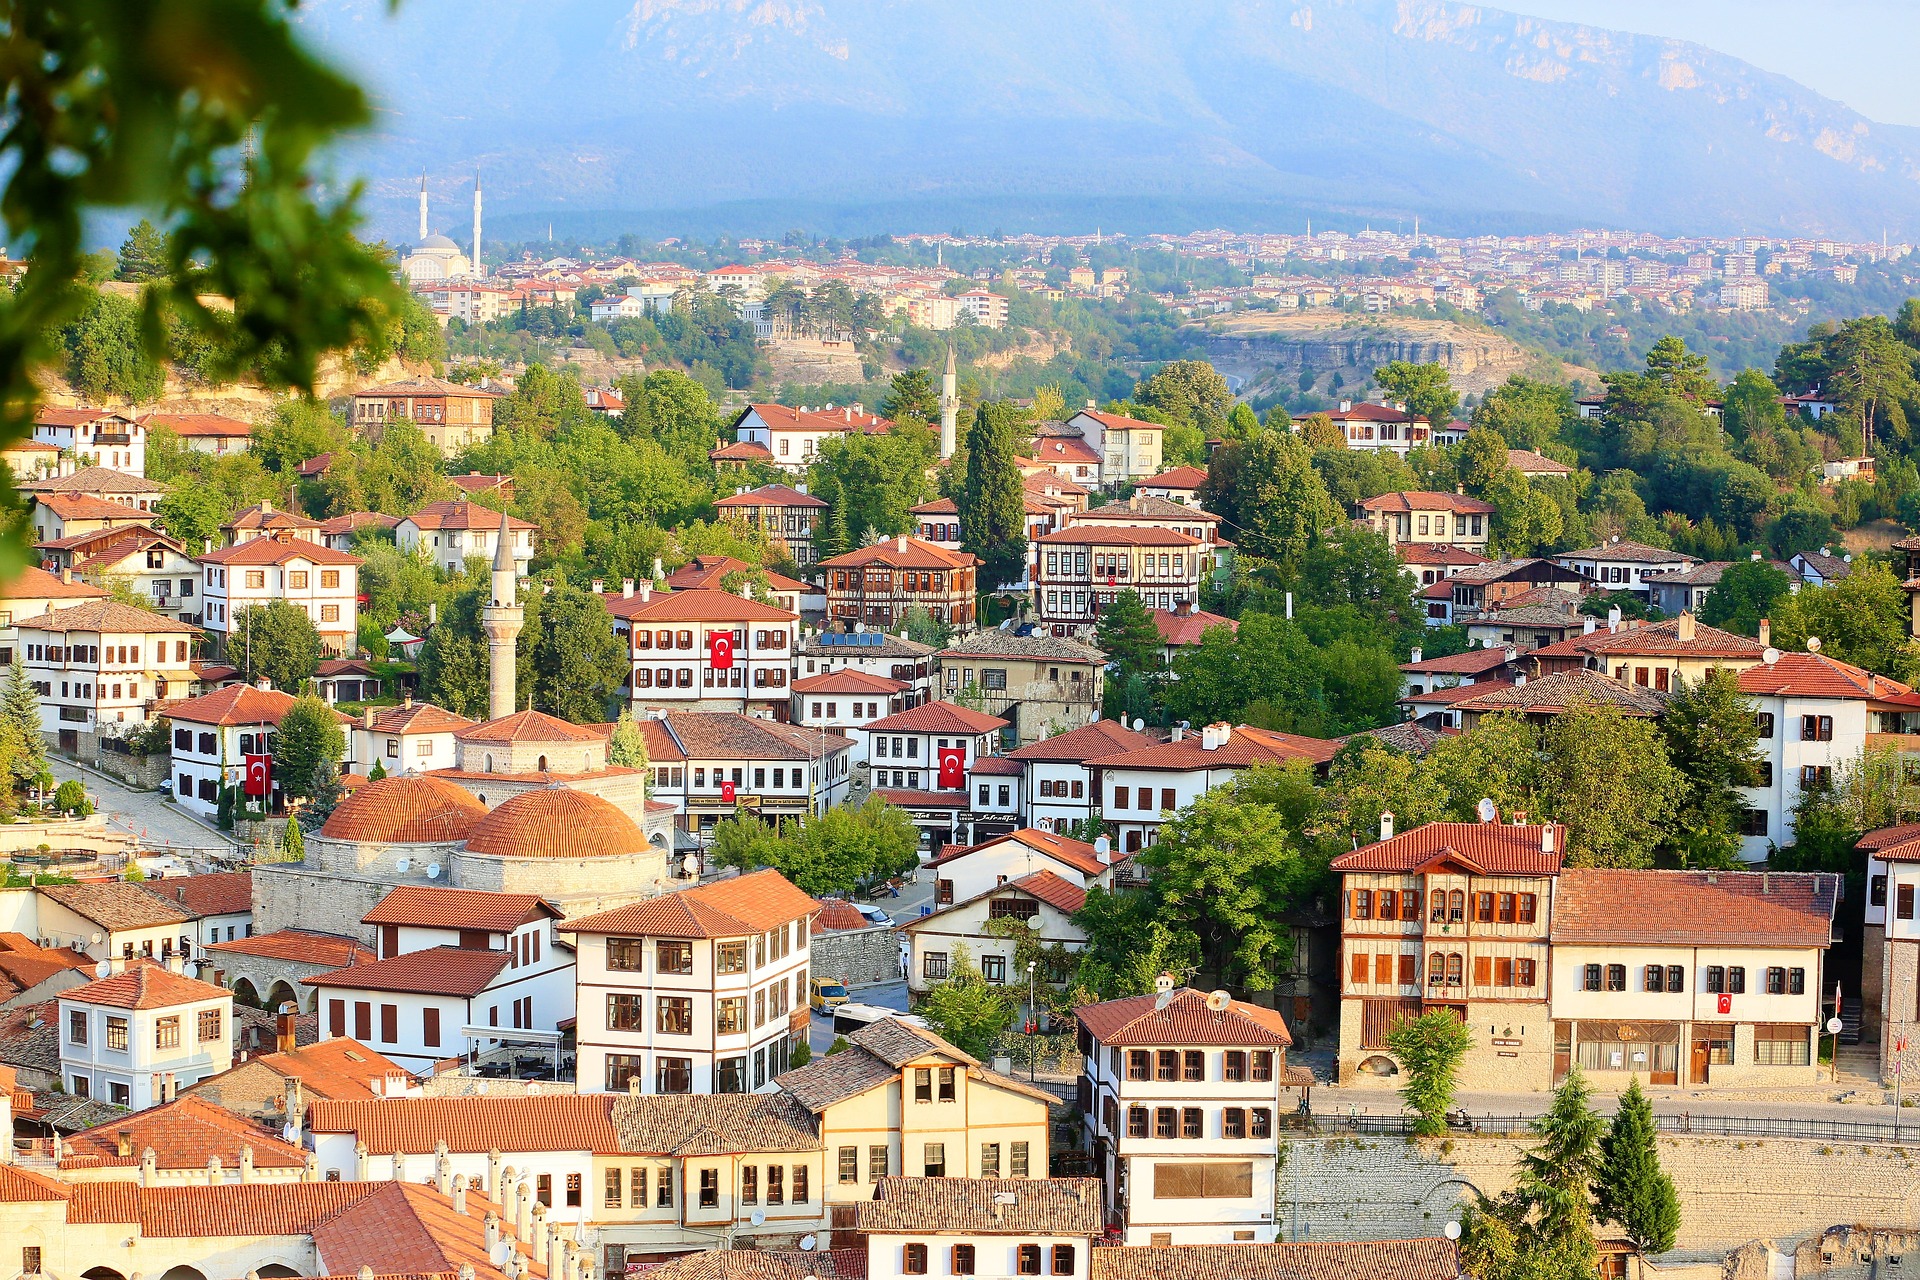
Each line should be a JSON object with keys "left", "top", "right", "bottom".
{"left": 1863, "top": 929, "right": 1886, "bottom": 1042}
{"left": 1278, "top": 1133, "right": 1920, "bottom": 1259}
{"left": 91, "top": 745, "right": 170, "bottom": 790}
{"left": 814, "top": 923, "right": 902, "bottom": 989}
{"left": 253, "top": 863, "right": 393, "bottom": 942}
{"left": 1882, "top": 937, "right": 1919, "bottom": 1082}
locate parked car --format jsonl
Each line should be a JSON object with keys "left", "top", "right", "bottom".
{"left": 809, "top": 976, "right": 851, "bottom": 1013}
{"left": 855, "top": 903, "right": 892, "bottom": 927}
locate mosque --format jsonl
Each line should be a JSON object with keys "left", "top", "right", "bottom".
{"left": 399, "top": 174, "right": 483, "bottom": 283}
{"left": 246, "top": 514, "right": 677, "bottom": 979}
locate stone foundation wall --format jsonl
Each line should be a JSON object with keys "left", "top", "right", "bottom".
{"left": 90, "top": 748, "right": 169, "bottom": 790}
{"left": 253, "top": 864, "right": 393, "bottom": 942}
{"left": 1337, "top": 997, "right": 1553, "bottom": 1091}
{"left": 1882, "top": 938, "right": 1919, "bottom": 1082}
{"left": 813, "top": 923, "right": 902, "bottom": 989}
{"left": 1863, "top": 929, "right": 1887, "bottom": 1042}
{"left": 1278, "top": 1133, "right": 1920, "bottom": 1259}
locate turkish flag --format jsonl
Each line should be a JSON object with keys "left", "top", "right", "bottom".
{"left": 709, "top": 633, "right": 735, "bottom": 670}
{"left": 936, "top": 747, "right": 967, "bottom": 791}
{"left": 243, "top": 754, "right": 272, "bottom": 798}
{"left": 721, "top": 780, "right": 737, "bottom": 803}
{"left": 1717, "top": 993, "right": 1732, "bottom": 1016}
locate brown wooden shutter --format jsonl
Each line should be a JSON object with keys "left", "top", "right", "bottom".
{"left": 379, "top": 1003, "right": 398, "bottom": 1043}
{"left": 1473, "top": 955, "right": 1492, "bottom": 986}
{"left": 422, "top": 1006, "right": 441, "bottom": 1047}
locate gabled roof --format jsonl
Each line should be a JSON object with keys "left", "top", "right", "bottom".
{"left": 665, "top": 555, "right": 809, "bottom": 595}
{"left": 0, "top": 564, "right": 109, "bottom": 601}
{"left": 308, "top": 1180, "right": 541, "bottom": 1280}
{"left": 1397, "top": 544, "right": 1491, "bottom": 567}
{"left": 938, "top": 631, "right": 1104, "bottom": 663}
{"left": 1400, "top": 680, "right": 1514, "bottom": 708}
{"left": 138, "top": 412, "right": 253, "bottom": 439}
{"left": 189, "top": 1036, "right": 415, "bottom": 1103}
{"left": 861, "top": 700, "right": 1008, "bottom": 735}
{"left": 1004, "top": 720, "right": 1154, "bottom": 763}
{"left": 1141, "top": 465, "right": 1210, "bottom": 489}
{"left": 1507, "top": 448, "right": 1574, "bottom": 475}
{"left": 1559, "top": 540, "right": 1698, "bottom": 564}
{"left": 1152, "top": 609, "right": 1237, "bottom": 648}
{"left": 38, "top": 882, "right": 194, "bottom": 931}
{"left": 612, "top": 1092, "right": 821, "bottom": 1155}
{"left": 21, "top": 465, "right": 168, "bottom": 495}
{"left": 817, "top": 536, "right": 978, "bottom": 571}
{"left": 1091, "top": 1240, "right": 1460, "bottom": 1280}
{"left": 62, "top": 959, "right": 228, "bottom": 1010}
{"left": 309, "top": 1095, "right": 619, "bottom": 1155}
{"left": 15, "top": 599, "right": 201, "bottom": 635}
{"left": 603, "top": 585, "right": 797, "bottom": 624}
{"left": 301, "top": 946, "right": 512, "bottom": 997}
{"left": 1076, "top": 987, "right": 1292, "bottom": 1048}
{"left": 928, "top": 828, "right": 1108, "bottom": 876}
{"left": 855, "top": 1176, "right": 1105, "bottom": 1236}
{"left": 400, "top": 499, "right": 535, "bottom": 533}
{"left": 205, "top": 929, "right": 374, "bottom": 968}
{"left": 1068, "top": 493, "right": 1220, "bottom": 524}
{"left": 710, "top": 440, "right": 776, "bottom": 462}
{"left": 164, "top": 683, "right": 302, "bottom": 727}
{"left": 791, "top": 669, "right": 908, "bottom": 695}
{"left": 318, "top": 511, "right": 400, "bottom": 536}
{"left": 716, "top": 483, "right": 827, "bottom": 509}
{"left": 1332, "top": 819, "right": 1565, "bottom": 875}
{"left": 61, "top": 1094, "right": 305, "bottom": 1171}
{"left": 564, "top": 868, "right": 818, "bottom": 938}
{"left": 1451, "top": 668, "right": 1668, "bottom": 717}
{"left": 1035, "top": 525, "right": 1200, "bottom": 548}
{"left": 226, "top": 504, "right": 325, "bottom": 532}
{"left": 1085, "top": 724, "right": 1340, "bottom": 771}
{"left": 361, "top": 886, "right": 560, "bottom": 933}
{"left": 1552, "top": 869, "right": 1838, "bottom": 948}
{"left": 198, "top": 537, "right": 362, "bottom": 567}
{"left": 1737, "top": 652, "right": 1918, "bottom": 702}
{"left": 736, "top": 403, "right": 894, "bottom": 435}
{"left": 364, "top": 702, "right": 476, "bottom": 735}
{"left": 140, "top": 870, "right": 252, "bottom": 918}
{"left": 1073, "top": 408, "right": 1163, "bottom": 435}
{"left": 354, "top": 375, "right": 504, "bottom": 400}
{"left": 1401, "top": 647, "right": 1515, "bottom": 676}
{"left": 907, "top": 868, "right": 1087, "bottom": 925}
{"left": 1528, "top": 617, "right": 1765, "bottom": 662}
{"left": 30, "top": 492, "right": 154, "bottom": 521}
{"left": 1358, "top": 491, "right": 1495, "bottom": 515}
{"left": 652, "top": 710, "right": 854, "bottom": 761}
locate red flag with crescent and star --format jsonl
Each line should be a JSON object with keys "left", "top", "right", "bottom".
{"left": 709, "top": 632, "right": 735, "bottom": 670}
{"left": 243, "top": 754, "right": 272, "bottom": 798}
{"left": 720, "top": 780, "right": 737, "bottom": 803}
{"left": 936, "top": 747, "right": 967, "bottom": 791}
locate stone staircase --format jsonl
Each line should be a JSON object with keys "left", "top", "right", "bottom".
{"left": 1833, "top": 1043, "right": 1887, "bottom": 1096}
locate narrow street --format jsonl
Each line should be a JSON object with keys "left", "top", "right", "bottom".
{"left": 45, "top": 757, "right": 238, "bottom": 857}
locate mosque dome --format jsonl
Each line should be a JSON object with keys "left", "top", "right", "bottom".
{"left": 321, "top": 775, "right": 487, "bottom": 844}
{"left": 462, "top": 788, "right": 649, "bottom": 859}
{"left": 416, "top": 233, "right": 461, "bottom": 252}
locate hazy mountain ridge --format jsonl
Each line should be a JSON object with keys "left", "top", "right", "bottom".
{"left": 306, "top": 0, "right": 1920, "bottom": 240}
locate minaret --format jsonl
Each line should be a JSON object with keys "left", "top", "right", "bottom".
{"left": 471, "top": 173, "right": 483, "bottom": 280}
{"left": 418, "top": 174, "right": 428, "bottom": 241}
{"left": 480, "top": 505, "right": 522, "bottom": 721}
{"left": 939, "top": 346, "right": 958, "bottom": 460}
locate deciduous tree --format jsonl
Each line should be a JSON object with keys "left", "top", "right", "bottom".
{"left": 227, "top": 602, "right": 322, "bottom": 690}
{"left": 1374, "top": 361, "right": 1459, "bottom": 430}
{"left": 273, "top": 694, "right": 345, "bottom": 803}
{"left": 1385, "top": 1009, "right": 1473, "bottom": 1137}
{"left": 529, "top": 576, "right": 624, "bottom": 724}
{"left": 1660, "top": 672, "right": 1764, "bottom": 867}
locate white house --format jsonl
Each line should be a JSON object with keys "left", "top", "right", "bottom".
{"left": 730, "top": 403, "right": 894, "bottom": 473}
{"left": 856, "top": 700, "right": 1016, "bottom": 852}
{"left": 394, "top": 499, "right": 537, "bottom": 577}
{"left": 167, "top": 682, "right": 353, "bottom": 819}
{"left": 35, "top": 881, "right": 197, "bottom": 966}
{"left": 603, "top": 584, "right": 798, "bottom": 718}
{"left": 32, "top": 408, "right": 148, "bottom": 475}
{"left": 142, "top": 871, "right": 256, "bottom": 957}
{"left": 1005, "top": 720, "right": 1153, "bottom": 835}
{"left": 791, "top": 668, "right": 911, "bottom": 733}
{"left": 199, "top": 534, "right": 362, "bottom": 655}
{"left": 854, "top": 1177, "right": 1103, "bottom": 1280}
{"left": 796, "top": 631, "right": 937, "bottom": 708}
{"left": 925, "top": 828, "right": 1126, "bottom": 909}
{"left": 140, "top": 411, "right": 253, "bottom": 456}
{"left": 17, "top": 599, "right": 199, "bottom": 751}
{"left": 360, "top": 884, "right": 568, "bottom": 964}
{"left": 1735, "top": 651, "right": 1918, "bottom": 861}
{"left": 351, "top": 700, "right": 476, "bottom": 778}
{"left": 1086, "top": 723, "right": 1339, "bottom": 854}
{"left": 1063, "top": 409, "right": 1164, "bottom": 486}
{"left": 1076, "top": 986, "right": 1306, "bottom": 1245}
{"left": 1136, "top": 465, "right": 1209, "bottom": 507}
{"left": 638, "top": 711, "right": 855, "bottom": 838}
{"left": 34, "top": 526, "right": 202, "bottom": 623}
{"left": 566, "top": 868, "right": 818, "bottom": 1096}
{"left": 1553, "top": 540, "right": 1701, "bottom": 599}
{"left": 902, "top": 869, "right": 1088, "bottom": 995}
{"left": 59, "top": 959, "right": 233, "bottom": 1109}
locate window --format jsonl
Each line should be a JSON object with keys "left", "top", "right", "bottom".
{"left": 1754, "top": 1024, "right": 1811, "bottom": 1066}
{"left": 1017, "top": 1245, "right": 1043, "bottom": 1276}
{"left": 68, "top": 1010, "right": 86, "bottom": 1044}
{"left": 871, "top": 1145, "right": 889, "bottom": 1181}
{"left": 537, "top": 1175, "right": 553, "bottom": 1206}
{"left": 606, "top": 1168, "right": 624, "bottom": 1209}
{"left": 1517, "top": 893, "right": 1537, "bottom": 925}
{"left": 742, "top": 1164, "right": 759, "bottom": 1203}
{"left": 1127, "top": 1049, "right": 1151, "bottom": 1080}
{"left": 1251, "top": 1050, "right": 1272, "bottom": 1082}
{"left": 717, "top": 996, "right": 745, "bottom": 1035}
{"left": 657, "top": 996, "right": 693, "bottom": 1034}
{"left": 939, "top": 1066, "right": 956, "bottom": 1101}
{"left": 106, "top": 1016, "right": 128, "bottom": 1051}
{"left": 1802, "top": 714, "right": 1834, "bottom": 742}
{"left": 24, "top": 1247, "right": 42, "bottom": 1276}
{"left": 1223, "top": 1108, "right": 1246, "bottom": 1138}
{"left": 1051, "top": 1246, "right": 1076, "bottom": 1276}
{"left": 1152, "top": 1162, "right": 1255, "bottom": 1199}
{"left": 716, "top": 1056, "right": 747, "bottom": 1094}
{"left": 1402, "top": 890, "right": 1421, "bottom": 921}
{"left": 1606, "top": 964, "right": 1627, "bottom": 992}
{"left": 607, "top": 937, "right": 646, "bottom": 971}
{"left": 1448, "top": 890, "right": 1465, "bottom": 922}
{"left": 1644, "top": 965, "right": 1665, "bottom": 993}
{"left": 630, "top": 1167, "right": 648, "bottom": 1208}
{"left": 1154, "top": 1106, "right": 1177, "bottom": 1138}
{"left": 657, "top": 1169, "right": 674, "bottom": 1207}
{"left": 766, "top": 1163, "right": 786, "bottom": 1204}
{"left": 656, "top": 1056, "right": 692, "bottom": 1093}
{"left": 698, "top": 1168, "right": 719, "bottom": 1208}
{"left": 1756, "top": 712, "right": 1775, "bottom": 738}
{"left": 981, "top": 1142, "right": 1001, "bottom": 1177}
{"left": 1665, "top": 966, "right": 1683, "bottom": 993}
{"left": 923, "top": 952, "right": 949, "bottom": 981}
{"left": 903, "top": 1245, "right": 929, "bottom": 1276}
{"left": 1351, "top": 889, "right": 1372, "bottom": 919}
{"left": 657, "top": 940, "right": 693, "bottom": 974}
{"left": 1156, "top": 1049, "right": 1178, "bottom": 1081}
{"left": 1728, "top": 966, "right": 1747, "bottom": 994}
{"left": 915, "top": 1067, "right": 933, "bottom": 1102}
{"left": 1183, "top": 1049, "right": 1204, "bottom": 1081}
{"left": 1583, "top": 964, "right": 1603, "bottom": 992}
{"left": 1182, "top": 1106, "right": 1203, "bottom": 1138}
{"left": 982, "top": 954, "right": 1007, "bottom": 983}
{"left": 608, "top": 993, "right": 645, "bottom": 1031}
{"left": 717, "top": 939, "right": 747, "bottom": 973}
{"left": 953, "top": 1245, "right": 977, "bottom": 1276}
{"left": 1251, "top": 1108, "right": 1271, "bottom": 1139}
{"left": 1705, "top": 966, "right": 1725, "bottom": 993}
{"left": 1011, "top": 1141, "right": 1029, "bottom": 1177}
{"left": 1224, "top": 1050, "right": 1246, "bottom": 1081}
{"left": 567, "top": 1173, "right": 583, "bottom": 1207}
{"left": 321, "top": 570, "right": 340, "bottom": 589}
{"left": 1740, "top": 809, "right": 1770, "bottom": 837}
{"left": 922, "top": 1142, "right": 946, "bottom": 1177}
{"left": 1127, "top": 1106, "right": 1149, "bottom": 1138}
{"left": 1790, "top": 967, "right": 1806, "bottom": 995}
{"left": 1473, "top": 892, "right": 1494, "bottom": 922}
{"left": 1767, "top": 966, "right": 1787, "bottom": 995}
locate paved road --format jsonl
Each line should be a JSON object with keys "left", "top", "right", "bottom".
{"left": 47, "top": 757, "right": 236, "bottom": 856}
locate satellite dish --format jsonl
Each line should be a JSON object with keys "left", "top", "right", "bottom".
{"left": 798, "top": 1236, "right": 818, "bottom": 1252}
{"left": 750, "top": 1210, "right": 766, "bottom": 1227}
{"left": 1474, "top": 797, "right": 1498, "bottom": 824}
{"left": 682, "top": 855, "right": 699, "bottom": 876}
{"left": 1445, "top": 1221, "right": 1462, "bottom": 1241}
{"left": 1026, "top": 914, "right": 1042, "bottom": 930}
{"left": 1000, "top": 619, "right": 1012, "bottom": 631}
{"left": 1763, "top": 647, "right": 1781, "bottom": 665}
{"left": 90, "top": 932, "right": 102, "bottom": 945}
{"left": 425, "top": 862, "right": 442, "bottom": 879}
{"left": 1131, "top": 718, "right": 1145, "bottom": 732}
{"left": 1094, "top": 835, "right": 1111, "bottom": 856}
{"left": 1154, "top": 972, "right": 1175, "bottom": 994}
{"left": 395, "top": 857, "right": 411, "bottom": 873}
{"left": 1206, "top": 989, "right": 1232, "bottom": 1012}
{"left": 1807, "top": 636, "right": 1822, "bottom": 653}
{"left": 94, "top": 960, "right": 111, "bottom": 978}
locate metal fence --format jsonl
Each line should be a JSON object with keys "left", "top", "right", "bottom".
{"left": 1316, "top": 1110, "right": 1920, "bottom": 1144}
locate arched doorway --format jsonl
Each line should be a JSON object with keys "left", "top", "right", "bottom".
{"left": 161, "top": 1266, "right": 208, "bottom": 1280}
{"left": 264, "top": 980, "right": 299, "bottom": 1012}
{"left": 257, "top": 1266, "right": 302, "bottom": 1277}
{"left": 84, "top": 1268, "right": 128, "bottom": 1280}
{"left": 231, "top": 977, "right": 261, "bottom": 1009}
{"left": 537, "top": 755, "right": 548, "bottom": 772}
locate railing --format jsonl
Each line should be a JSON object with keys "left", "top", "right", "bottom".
{"left": 1319, "top": 1110, "right": 1920, "bottom": 1143}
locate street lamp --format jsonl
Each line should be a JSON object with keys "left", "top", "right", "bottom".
{"left": 1027, "top": 960, "right": 1038, "bottom": 1082}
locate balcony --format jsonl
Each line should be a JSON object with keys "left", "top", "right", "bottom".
{"left": 1866, "top": 733, "right": 1920, "bottom": 755}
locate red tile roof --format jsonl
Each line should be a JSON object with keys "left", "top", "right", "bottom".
{"left": 665, "top": 555, "right": 810, "bottom": 595}
{"left": 792, "top": 669, "right": 908, "bottom": 695}
{"left": 603, "top": 585, "right": 796, "bottom": 623}
{"left": 38, "top": 881, "right": 194, "bottom": 930}
{"left": 1141, "top": 465, "right": 1209, "bottom": 489}
{"left": 309, "top": 1180, "right": 542, "bottom": 1280}
{"left": 565, "top": 868, "right": 818, "bottom": 938}
{"left": 362, "top": 886, "right": 559, "bottom": 932}
{"left": 1085, "top": 724, "right": 1340, "bottom": 771}
{"left": 811, "top": 899, "right": 872, "bottom": 932}
{"left": 928, "top": 829, "right": 1106, "bottom": 877}
{"left": 66, "top": 1180, "right": 376, "bottom": 1233}
{"left": 710, "top": 440, "right": 776, "bottom": 461}
{"left": 141, "top": 870, "right": 252, "bottom": 918}
{"left": 321, "top": 775, "right": 489, "bottom": 843}
{"left": 319, "top": 511, "right": 401, "bottom": 536}
{"left": 1152, "top": 609, "right": 1237, "bottom": 647}
{"left": 463, "top": 788, "right": 649, "bottom": 859}
{"left": 1401, "top": 647, "right": 1515, "bottom": 675}
{"left": 716, "top": 484, "right": 828, "bottom": 509}
{"left": 63, "top": 960, "right": 229, "bottom": 1010}
{"left": 308, "top": 1094, "right": 620, "bottom": 1155}
{"left": 14, "top": 598, "right": 200, "bottom": 635}
{"left": 303, "top": 946, "right": 512, "bottom": 997}
{"left": 61, "top": 1094, "right": 306, "bottom": 1171}
{"left": 875, "top": 788, "right": 967, "bottom": 808}
{"left": 1396, "top": 544, "right": 1491, "bottom": 567}
{"left": 1560, "top": 539, "right": 1697, "bottom": 565}
{"left": 191, "top": 1036, "right": 415, "bottom": 1102}
{"left": 199, "top": 537, "right": 362, "bottom": 566}
{"left": 164, "top": 683, "right": 301, "bottom": 727}
{"left": 206, "top": 929, "right": 375, "bottom": 968}
{"left": 861, "top": 700, "right": 1008, "bottom": 735}
{"left": 1400, "top": 680, "right": 1514, "bottom": 708}
{"left": 1528, "top": 617, "right": 1764, "bottom": 662}
{"left": 401, "top": 499, "right": 535, "bottom": 533}
{"left": 1035, "top": 525, "right": 1201, "bottom": 548}
{"left": 1358, "top": 491, "right": 1495, "bottom": 515}
{"left": 739, "top": 403, "right": 894, "bottom": 435}
{"left": 227, "top": 504, "right": 325, "bottom": 532}
{"left": 364, "top": 703, "right": 476, "bottom": 735}
{"left": 817, "top": 537, "right": 978, "bottom": 571}
{"left": 0, "top": 565, "right": 108, "bottom": 600}
{"left": 455, "top": 708, "right": 604, "bottom": 743}
{"left": 1552, "top": 868, "right": 1838, "bottom": 948}
{"left": 1004, "top": 869, "right": 1087, "bottom": 914}
{"left": 1331, "top": 820, "right": 1566, "bottom": 875}
{"left": 1076, "top": 987, "right": 1293, "bottom": 1047}
{"left": 32, "top": 492, "right": 153, "bottom": 521}
{"left": 1737, "top": 651, "right": 1917, "bottom": 701}
{"left": 1004, "top": 719, "right": 1154, "bottom": 763}
{"left": 1862, "top": 823, "right": 1920, "bottom": 862}
{"left": 1450, "top": 668, "right": 1668, "bottom": 716}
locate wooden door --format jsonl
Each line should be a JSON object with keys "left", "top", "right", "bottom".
{"left": 1690, "top": 1042, "right": 1709, "bottom": 1085}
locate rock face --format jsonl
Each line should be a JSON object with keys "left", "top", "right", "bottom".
{"left": 1198, "top": 315, "right": 1546, "bottom": 398}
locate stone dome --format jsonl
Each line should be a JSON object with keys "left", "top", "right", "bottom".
{"left": 461, "top": 788, "right": 649, "bottom": 859}
{"left": 416, "top": 233, "right": 461, "bottom": 252}
{"left": 321, "top": 775, "right": 487, "bottom": 844}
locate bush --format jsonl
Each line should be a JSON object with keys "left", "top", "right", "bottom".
{"left": 52, "top": 780, "right": 92, "bottom": 817}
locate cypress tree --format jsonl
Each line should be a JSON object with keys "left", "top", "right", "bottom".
{"left": 957, "top": 401, "right": 1028, "bottom": 590}
{"left": 1597, "top": 1077, "right": 1680, "bottom": 1255}
{"left": 216, "top": 784, "right": 235, "bottom": 832}
{"left": 283, "top": 816, "right": 306, "bottom": 863}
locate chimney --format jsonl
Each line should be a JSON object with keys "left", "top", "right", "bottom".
{"left": 140, "top": 1146, "right": 157, "bottom": 1186}
{"left": 652, "top": 556, "right": 665, "bottom": 581}
{"left": 1340, "top": 399, "right": 1353, "bottom": 413}
{"left": 1503, "top": 644, "right": 1517, "bottom": 665}
{"left": 209, "top": 1155, "right": 225, "bottom": 1184}
{"left": 1542, "top": 825, "right": 1556, "bottom": 854}
{"left": 452, "top": 1173, "right": 469, "bottom": 1213}
{"left": 591, "top": 579, "right": 604, "bottom": 594}
{"left": 240, "top": 1145, "right": 255, "bottom": 1183}
{"left": 896, "top": 536, "right": 908, "bottom": 552}
{"left": 362, "top": 706, "right": 376, "bottom": 731}
{"left": 262, "top": 499, "right": 273, "bottom": 514}
{"left": 276, "top": 1005, "right": 296, "bottom": 1054}
{"left": 60, "top": 567, "right": 73, "bottom": 584}
{"left": 284, "top": 1078, "right": 304, "bottom": 1142}
{"left": 1201, "top": 722, "right": 1232, "bottom": 751}
{"left": 1751, "top": 549, "right": 1762, "bottom": 562}
{"left": 1409, "top": 647, "right": 1422, "bottom": 665}
{"left": 1515, "top": 673, "right": 1527, "bottom": 687}
{"left": 1583, "top": 615, "right": 1597, "bottom": 635}
{"left": 1677, "top": 611, "right": 1696, "bottom": 642}
{"left": 1759, "top": 618, "right": 1772, "bottom": 647}
{"left": 621, "top": 579, "right": 634, "bottom": 598}
{"left": 636, "top": 581, "right": 651, "bottom": 603}
{"left": 486, "top": 1213, "right": 502, "bottom": 1254}
{"left": 487, "top": 1148, "right": 503, "bottom": 1198}
{"left": 1170, "top": 725, "right": 1184, "bottom": 743}
{"left": 1513, "top": 811, "right": 1527, "bottom": 826}
{"left": 1379, "top": 811, "right": 1395, "bottom": 841}
{"left": 1607, "top": 606, "right": 1622, "bottom": 634}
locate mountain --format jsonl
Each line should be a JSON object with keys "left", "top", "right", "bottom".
{"left": 302, "top": 0, "right": 1920, "bottom": 241}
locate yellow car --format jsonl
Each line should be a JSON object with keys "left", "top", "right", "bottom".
{"left": 809, "top": 976, "right": 850, "bottom": 1013}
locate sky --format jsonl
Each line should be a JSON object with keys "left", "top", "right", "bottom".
{"left": 1510, "top": 0, "right": 1920, "bottom": 127}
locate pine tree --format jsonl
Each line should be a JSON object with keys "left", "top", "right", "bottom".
{"left": 1513, "top": 1066, "right": 1604, "bottom": 1262}
{"left": 1094, "top": 589, "right": 1164, "bottom": 680}
{"left": 216, "top": 784, "right": 236, "bottom": 832}
{"left": 2, "top": 663, "right": 47, "bottom": 788}
{"left": 283, "top": 816, "right": 306, "bottom": 863}
{"left": 367, "top": 759, "right": 387, "bottom": 781}
{"left": 1596, "top": 1078, "right": 1680, "bottom": 1255}
{"left": 114, "top": 218, "right": 169, "bottom": 282}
